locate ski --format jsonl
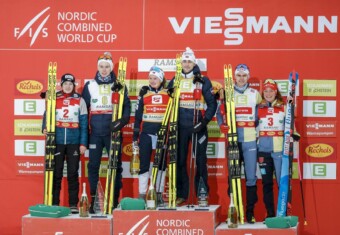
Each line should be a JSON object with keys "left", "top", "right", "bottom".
{"left": 277, "top": 71, "right": 298, "bottom": 217}
{"left": 220, "top": 64, "right": 244, "bottom": 224}
{"left": 43, "top": 62, "right": 57, "bottom": 205}
{"left": 104, "top": 57, "right": 127, "bottom": 214}
{"left": 167, "top": 54, "right": 182, "bottom": 208}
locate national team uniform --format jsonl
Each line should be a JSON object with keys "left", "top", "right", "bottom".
{"left": 134, "top": 86, "right": 169, "bottom": 195}
{"left": 43, "top": 91, "right": 88, "bottom": 207}
{"left": 82, "top": 71, "right": 130, "bottom": 208}
{"left": 257, "top": 100, "right": 285, "bottom": 217}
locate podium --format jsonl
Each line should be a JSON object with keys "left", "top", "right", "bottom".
{"left": 113, "top": 205, "right": 221, "bottom": 235}
{"left": 22, "top": 214, "right": 112, "bottom": 235}
{"left": 215, "top": 222, "right": 299, "bottom": 235}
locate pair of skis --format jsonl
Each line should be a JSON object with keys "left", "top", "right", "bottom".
{"left": 277, "top": 71, "right": 298, "bottom": 217}
{"left": 43, "top": 62, "right": 57, "bottom": 205}
{"left": 220, "top": 64, "right": 244, "bottom": 224}
{"left": 151, "top": 54, "right": 182, "bottom": 209}
{"left": 104, "top": 57, "right": 127, "bottom": 214}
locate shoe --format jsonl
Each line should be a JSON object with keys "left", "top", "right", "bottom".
{"left": 176, "top": 198, "right": 186, "bottom": 206}
{"left": 70, "top": 206, "right": 79, "bottom": 214}
{"left": 89, "top": 195, "right": 95, "bottom": 214}
{"left": 246, "top": 214, "right": 256, "bottom": 224}
{"left": 157, "top": 193, "right": 165, "bottom": 207}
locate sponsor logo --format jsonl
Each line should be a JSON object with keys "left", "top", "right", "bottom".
{"left": 14, "top": 7, "right": 50, "bottom": 46}
{"left": 303, "top": 100, "right": 336, "bottom": 117}
{"left": 303, "top": 80, "right": 337, "bottom": 96}
{"left": 14, "top": 119, "right": 43, "bottom": 136}
{"left": 16, "top": 80, "right": 43, "bottom": 94}
{"left": 138, "top": 59, "right": 207, "bottom": 72}
{"left": 16, "top": 160, "right": 44, "bottom": 175}
{"left": 303, "top": 163, "right": 336, "bottom": 179}
{"left": 15, "top": 140, "right": 45, "bottom": 156}
{"left": 305, "top": 143, "right": 334, "bottom": 158}
{"left": 169, "top": 8, "right": 338, "bottom": 46}
{"left": 304, "top": 121, "right": 336, "bottom": 137}
{"left": 123, "top": 143, "right": 133, "bottom": 157}
{"left": 152, "top": 95, "right": 162, "bottom": 104}
{"left": 14, "top": 99, "right": 45, "bottom": 116}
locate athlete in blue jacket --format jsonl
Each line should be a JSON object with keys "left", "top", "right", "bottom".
{"left": 42, "top": 73, "right": 88, "bottom": 214}
{"left": 133, "top": 66, "right": 169, "bottom": 205}
{"left": 82, "top": 52, "right": 131, "bottom": 212}
{"left": 168, "top": 47, "right": 217, "bottom": 205}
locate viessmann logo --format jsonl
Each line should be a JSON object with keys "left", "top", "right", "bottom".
{"left": 16, "top": 80, "right": 43, "bottom": 94}
{"left": 305, "top": 143, "right": 334, "bottom": 158}
{"left": 14, "top": 7, "right": 50, "bottom": 46}
{"left": 169, "top": 8, "right": 338, "bottom": 45}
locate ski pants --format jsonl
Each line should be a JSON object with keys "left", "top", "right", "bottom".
{"left": 53, "top": 144, "right": 80, "bottom": 207}
{"left": 139, "top": 132, "right": 166, "bottom": 175}
{"left": 238, "top": 141, "right": 258, "bottom": 186}
{"left": 88, "top": 134, "right": 123, "bottom": 207}
{"left": 177, "top": 126, "right": 208, "bottom": 199}
{"left": 258, "top": 151, "right": 282, "bottom": 215}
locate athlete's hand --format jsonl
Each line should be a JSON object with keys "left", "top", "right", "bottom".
{"left": 220, "top": 124, "right": 229, "bottom": 134}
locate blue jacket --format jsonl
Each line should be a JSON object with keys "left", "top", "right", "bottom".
{"left": 168, "top": 65, "right": 217, "bottom": 127}
{"left": 42, "top": 91, "right": 88, "bottom": 146}
{"left": 82, "top": 71, "right": 131, "bottom": 136}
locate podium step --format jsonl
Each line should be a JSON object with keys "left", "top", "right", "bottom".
{"left": 216, "top": 222, "right": 299, "bottom": 235}
{"left": 22, "top": 214, "right": 112, "bottom": 235}
{"left": 113, "top": 205, "right": 221, "bottom": 235}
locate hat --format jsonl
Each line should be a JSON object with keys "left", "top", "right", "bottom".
{"left": 61, "top": 73, "right": 75, "bottom": 86}
{"left": 149, "top": 66, "right": 164, "bottom": 82}
{"left": 235, "top": 64, "right": 250, "bottom": 76}
{"left": 263, "top": 79, "right": 278, "bottom": 91}
{"left": 181, "top": 47, "right": 196, "bottom": 63}
{"left": 97, "top": 52, "right": 113, "bottom": 71}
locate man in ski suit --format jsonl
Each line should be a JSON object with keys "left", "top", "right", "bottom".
{"left": 133, "top": 66, "right": 169, "bottom": 205}
{"left": 233, "top": 64, "right": 262, "bottom": 223}
{"left": 42, "top": 73, "right": 88, "bottom": 214}
{"left": 168, "top": 47, "right": 217, "bottom": 205}
{"left": 82, "top": 52, "right": 131, "bottom": 212}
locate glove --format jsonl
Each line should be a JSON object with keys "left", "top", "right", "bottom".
{"left": 110, "top": 117, "right": 128, "bottom": 132}
{"left": 192, "top": 118, "right": 209, "bottom": 133}
{"left": 193, "top": 73, "right": 205, "bottom": 84}
{"left": 40, "top": 91, "right": 46, "bottom": 99}
{"left": 292, "top": 132, "right": 300, "bottom": 141}
{"left": 139, "top": 86, "right": 149, "bottom": 97}
{"left": 167, "top": 87, "right": 175, "bottom": 97}
{"left": 111, "top": 82, "right": 123, "bottom": 92}
{"left": 220, "top": 124, "right": 229, "bottom": 134}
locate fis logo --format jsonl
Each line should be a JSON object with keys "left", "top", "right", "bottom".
{"left": 118, "top": 215, "right": 149, "bottom": 235}
{"left": 14, "top": 7, "right": 50, "bottom": 46}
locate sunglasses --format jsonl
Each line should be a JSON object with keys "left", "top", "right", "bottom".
{"left": 264, "top": 79, "right": 277, "bottom": 85}
{"left": 98, "top": 54, "right": 112, "bottom": 60}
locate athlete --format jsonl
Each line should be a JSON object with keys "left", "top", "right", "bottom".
{"left": 168, "top": 47, "right": 217, "bottom": 205}
{"left": 82, "top": 52, "right": 131, "bottom": 212}
{"left": 42, "top": 73, "right": 88, "bottom": 214}
{"left": 133, "top": 66, "right": 168, "bottom": 205}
